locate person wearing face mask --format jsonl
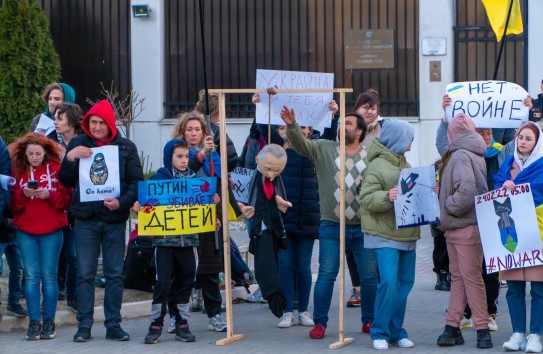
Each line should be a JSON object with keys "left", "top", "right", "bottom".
{"left": 9, "top": 133, "right": 72, "bottom": 340}
{"left": 495, "top": 122, "right": 543, "bottom": 353}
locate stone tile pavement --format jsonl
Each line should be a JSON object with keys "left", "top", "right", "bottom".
{"left": 0, "top": 226, "right": 516, "bottom": 353}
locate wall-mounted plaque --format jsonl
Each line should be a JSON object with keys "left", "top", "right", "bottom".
{"left": 422, "top": 37, "right": 447, "bottom": 56}
{"left": 345, "top": 29, "right": 395, "bottom": 69}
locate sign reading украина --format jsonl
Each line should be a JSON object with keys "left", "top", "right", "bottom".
{"left": 137, "top": 177, "right": 217, "bottom": 236}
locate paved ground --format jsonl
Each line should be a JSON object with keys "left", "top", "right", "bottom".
{"left": 0, "top": 225, "right": 517, "bottom": 353}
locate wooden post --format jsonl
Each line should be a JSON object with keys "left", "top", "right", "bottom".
{"left": 329, "top": 92, "right": 355, "bottom": 349}
{"left": 215, "top": 92, "right": 244, "bottom": 346}
{"left": 206, "top": 88, "right": 353, "bottom": 346}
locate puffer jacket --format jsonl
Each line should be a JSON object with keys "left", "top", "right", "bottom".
{"left": 359, "top": 139, "right": 419, "bottom": 242}
{"left": 281, "top": 148, "right": 320, "bottom": 239}
{"left": 438, "top": 131, "right": 488, "bottom": 232}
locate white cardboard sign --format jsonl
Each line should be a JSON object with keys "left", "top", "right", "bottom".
{"left": 475, "top": 184, "right": 543, "bottom": 273}
{"left": 230, "top": 167, "right": 255, "bottom": 204}
{"left": 79, "top": 145, "right": 121, "bottom": 202}
{"left": 394, "top": 166, "right": 440, "bottom": 228}
{"left": 445, "top": 80, "right": 529, "bottom": 128}
{"left": 255, "top": 69, "right": 334, "bottom": 128}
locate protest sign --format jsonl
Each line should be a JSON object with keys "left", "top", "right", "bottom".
{"left": 79, "top": 146, "right": 120, "bottom": 202}
{"left": 445, "top": 81, "right": 529, "bottom": 128}
{"left": 137, "top": 177, "right": 217, "bottom": 236}
{"left": 394, "top": 166, "right": 440, "bottom": 228}
{"left": 475, "top": 183, "right": 543, "bottom": 273}
{"left": 230, "top": 167, "right": 255, "bottom": 204}
{"left": 255, "top": 69, "right": 334, "bottom": 128}
{"left": 34, "top": 114, "right": 56, "bottom": 136}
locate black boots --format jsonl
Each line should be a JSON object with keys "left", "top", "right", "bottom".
{"left": 476, "top": 329, "right": 493, "bottom": 349}
{"left": 435, "top": 271, "right": 451, "bottom": 291}
{"left": 437, "top": 325, "right": 464, "bottom": 346}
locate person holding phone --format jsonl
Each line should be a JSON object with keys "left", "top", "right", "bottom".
{"left": 9, "top": 133, "right": 72, "bottom": 340}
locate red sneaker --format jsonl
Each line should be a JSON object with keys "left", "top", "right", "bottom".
{"left": 362, "top": 321, "right": 373, "bottom": 334}
{"left": 309, "top": 325, "right": 326, "bottom": 339}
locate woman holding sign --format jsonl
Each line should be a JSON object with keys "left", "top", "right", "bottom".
{"left": 9, "top": 133, "right": 72, "bottom": 340}
{"left": 436, "top": 114, "right": 492, "bottom": 349}
{"left": 495, "top": 121, "right": 543, "bottom": 353}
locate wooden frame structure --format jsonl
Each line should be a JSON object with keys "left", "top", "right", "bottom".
{"left": 209, "top": 88, "right": 354, "bottom": 349}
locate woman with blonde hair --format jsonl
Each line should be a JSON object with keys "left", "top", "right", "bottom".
{"left": 9, "top": 133, "right": 72, "bottom": 340}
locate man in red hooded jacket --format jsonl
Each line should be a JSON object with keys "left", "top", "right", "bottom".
{"left": 59, "top": 100, "right": 144, "bottom": 342}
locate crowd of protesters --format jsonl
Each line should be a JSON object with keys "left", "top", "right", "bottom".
{"left": 0, "top": 81, "right": 543, "bottom": 354}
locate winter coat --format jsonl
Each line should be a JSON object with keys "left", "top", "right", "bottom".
{"left": 0, "top": 137, "right": 10, "bottom": 225}
{"left": 210, "top": 123, "right": 238, "bottom": 172}
{"left": 359, "top": 139, "right": 420, "bottom": 242}
{"left": 148, "top": 138, "right": 199, "bottom": 248}
{"left": 11, "top": 162, "right": 72, "bottom": 235}
{"left": 438, "top": 131, "right": 488, "bottom": 238}
{"left": 281, "top": 148, "right": 320, "bottom": 239}
{"left": 59, "top": 100, "right": 144, "bottom": 223}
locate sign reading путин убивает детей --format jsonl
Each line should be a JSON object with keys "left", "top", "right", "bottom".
{"left": 137, "top": 178, "right": 217, "bottom": 236}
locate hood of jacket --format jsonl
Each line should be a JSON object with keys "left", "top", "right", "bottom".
{"left": 379, "top": 119, "right": 414, "bottom": 155}
{"left": 45, "top": 83, "right": 76, "bottom": 118}
{"left": 448, "top": 131, "right": 486, "bottom": 157}
{"left": 367, "top": 138, "right": 406, "bottom": 167}
{"left": 82, "top": 100, "right": 117, "bottom": 146}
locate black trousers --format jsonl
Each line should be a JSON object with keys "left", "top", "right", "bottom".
{"left": 151, "top": 246, "right": 197, "bottom": 325}
{"left": 431, "top": 224, "right": 449, "bottom": 274}
{"left": 346, "top": 248, "right": 361, "bottom": 288}
{"left": 200, "top": 273, "right": 223, "bottom": 317}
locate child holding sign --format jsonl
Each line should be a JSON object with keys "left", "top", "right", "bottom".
{"left": 135, "top": 139, "right": 205, "bottom": 344}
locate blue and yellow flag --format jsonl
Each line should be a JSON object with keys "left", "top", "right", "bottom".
{"left": 481, "top": 0, "right": 523, "bottom": 42}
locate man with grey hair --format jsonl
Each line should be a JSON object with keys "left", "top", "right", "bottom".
{"left": 238, "top": 143, "right": 292, "bottom": 318}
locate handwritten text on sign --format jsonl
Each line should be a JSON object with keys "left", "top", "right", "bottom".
{"left": 137, "top": 178, "right": 217, "bottom": 236}
{"left": 255, "top": 69, "right": 334, "bottom": 128}
{"left": 445, "top": 81, "right": 529, "bottom": 128}
{"left": 475, "top": 184, "right": 543, "bottom": 273}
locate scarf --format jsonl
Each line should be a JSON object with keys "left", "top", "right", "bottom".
{"left": 484, "top": 139, "right": 503, "bottom": 158}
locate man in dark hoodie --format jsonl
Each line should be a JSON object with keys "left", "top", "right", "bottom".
{"left": 59, "top": 100, "right": 144, "bottom": 343}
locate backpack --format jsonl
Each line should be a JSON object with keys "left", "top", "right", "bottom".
{"left": 123, "top": 228, "right": 156, "bottom": 292}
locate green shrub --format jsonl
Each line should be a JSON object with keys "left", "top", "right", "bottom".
{"left": 0, "top": 0, "right": 60, "bottom": 143}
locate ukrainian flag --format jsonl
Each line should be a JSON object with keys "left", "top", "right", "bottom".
{"left": 482, "top": 0, "right": 523, "bottom": 42}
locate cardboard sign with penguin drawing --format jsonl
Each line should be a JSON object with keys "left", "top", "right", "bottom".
{"left": 78, "top": 145, "right": 120, "bottom": 202}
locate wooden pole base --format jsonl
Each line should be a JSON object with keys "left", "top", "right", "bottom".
{"left": 329, "top": 337, "right": 355, "bottom": 349}
{"left": 216, "top": 333, "right": 245, "bottom": 346}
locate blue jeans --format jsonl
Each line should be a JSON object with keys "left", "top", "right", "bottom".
{"left": 75, "top": 219, "right": 126, "bottom": 329}
{"left": 0, "top": 239, "right": 24, "bottom": 305}
{"left": 506, "top": 280, "right": 543, "bottom": 335}
{"left": 313, "top": 221, "right": 377, "bottom": 327}
{"left": 370, "top": 247, "right": 416, "bottom": 341}
{"left": 62, "top": 224, "right": 78, "bottom": 298}
{"left": 279, "top": 234, "right": 315, "bottom": 312}
{"left": 17, "top": 230, "right": 63, "bottom": 321}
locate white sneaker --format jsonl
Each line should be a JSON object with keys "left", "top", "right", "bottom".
{"left": 459, "top": 316, "right": 473, "bottom": 329}
{"left": 373, "top": 339, "right": 388, "bottom": 350}
{"left": 277, "top": 312, "right": 295, "bottom": 328}
{"left": 488, "top": 314, "right": 498, "bottom": 331}
{"left": 526, "top": 334, "right": 542, "bottom": 353}
{"left": 503, "top": 332, "right": 527, "bottom": 351}
{"left": 298, "top": 311, "right": 314, "bottom": 327}
{"left": 395, "top": 338, "right": 415, "bottom": 348}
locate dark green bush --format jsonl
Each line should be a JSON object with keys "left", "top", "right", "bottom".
{"left": 0, "top": 0, "right": 60, "bottom": 143}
